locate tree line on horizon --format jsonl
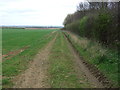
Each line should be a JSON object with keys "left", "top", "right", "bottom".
{"left": 63, "top": 1, "right": 119, "bottom": 49}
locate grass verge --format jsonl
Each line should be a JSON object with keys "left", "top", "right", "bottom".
{"left": 64, "top": 32, "right": 119, "bottom": 87}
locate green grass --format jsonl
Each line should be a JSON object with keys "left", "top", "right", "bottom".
{"left": 2, "top": 78, "right": 13, "bottom": 88}
{"left": 0, "top": 28, "right": 2, "bottom": 90}
{"left": 2, "top": 28, "right": 56, "bottom": 54}
{"left": 48, "top": 32, "right": 85, "bottom": 88}
{"left": 64, "top": 32, "right": 119, "bottom": 87}
{"left": 2, "top": 28, "right": 57, "bottom": 88}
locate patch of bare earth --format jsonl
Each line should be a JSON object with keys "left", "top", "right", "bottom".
{"left": 2, "top": 46, "right": 30, "bottom": 61}
{"left": 63, "top": 33, "right": 104, "bottom": 88}
{"left": 13, "top": 34, "right": 57, "bottom": 88}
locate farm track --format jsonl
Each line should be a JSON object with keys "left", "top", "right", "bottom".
{"left": 13, "top": 33, "right": 57, "bottom": 88}
{"left": 5, "top": 30, "right": 113, "bottom": 88}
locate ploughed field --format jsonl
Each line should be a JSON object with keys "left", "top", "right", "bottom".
{"left": 2, "top": 28, "right": 119, "bottom": 88}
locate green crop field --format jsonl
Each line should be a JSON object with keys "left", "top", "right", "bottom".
{"left": 2, "top": 28, "right": 56, "bottom": 54}
{"left": 2, "top": 28, "right": 57, "bottom": 87}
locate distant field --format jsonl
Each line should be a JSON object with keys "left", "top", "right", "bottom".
{"left": 2, "top": 28, "right": 56, "bottom": 54}
{"left": 25, "top": 28, "right": 60, "bottom": 30}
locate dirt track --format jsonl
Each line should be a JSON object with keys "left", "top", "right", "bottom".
{"left": 12, "top": 31, "right": 110, "bottom": 88}
{"left": 13, "top": 34, "right": 57, "bottom": 88}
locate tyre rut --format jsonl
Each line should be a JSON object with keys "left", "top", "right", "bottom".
{"left": 63, "top": 32, "right": 105, "bottom": 88}
{"left": 13, "top": 33, "right": 57, "bottom": 88}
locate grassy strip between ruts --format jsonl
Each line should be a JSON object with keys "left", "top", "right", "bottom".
{"left": 48, "top": 31, "right": 82, "bottom": 88}
{"left": 2, "top": 31, "right": 57, "bottom": 88}
{"left": 64, "top": 31, "right": 119, "bottom": 87}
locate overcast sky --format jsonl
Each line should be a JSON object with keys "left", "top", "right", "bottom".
{"left": 0, "top": 0, "right": 86, "bottom": 26}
